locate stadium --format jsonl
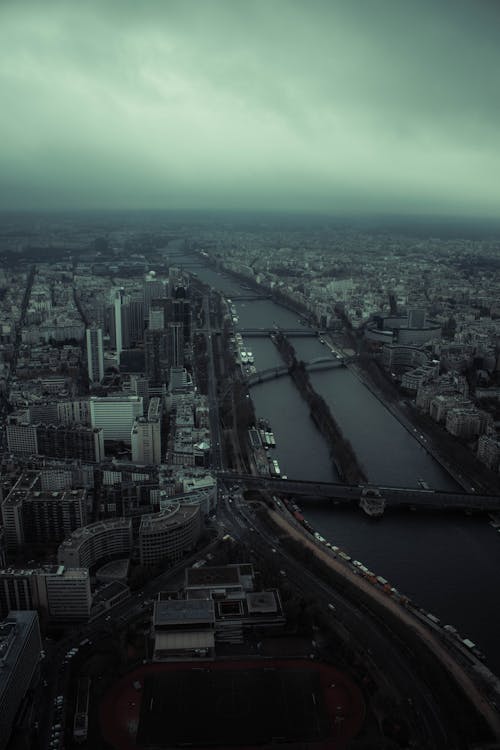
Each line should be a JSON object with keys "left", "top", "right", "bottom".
{"left": 100, "top": 658, "right": 365, "bottom": 749}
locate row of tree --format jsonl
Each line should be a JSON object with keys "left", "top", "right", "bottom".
{"left": 273, "top": 333, "right": 367, "bottom": 484}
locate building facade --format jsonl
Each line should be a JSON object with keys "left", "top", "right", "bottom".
{"left": 89, "top": 395, "right": 143, "bottom": 443}
{"left": 58, "top": 518, "right": 133, "bottom": 569}
{"left": 139, "top": 503, "right": 201, "bottom": 566}
{"left": 86, "top": 326, "right": 104, "bottom": 384}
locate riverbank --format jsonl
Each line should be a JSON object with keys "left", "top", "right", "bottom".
{"left": 266, "top": 505, "right": 500, "bottom": 743}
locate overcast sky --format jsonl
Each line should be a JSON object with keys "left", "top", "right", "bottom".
{"left": 1, "top": 0, "right": 499, "bottom": 217}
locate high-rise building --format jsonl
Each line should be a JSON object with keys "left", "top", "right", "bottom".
{"left": 120, "top": 295, "right": 145, "bottom": 347}
{"left": 0, "top": 610, "right": 42, "bottom": 750}
{"left": 89, "top": 395, "right": 143, "bottom": 443}
{"left": 86, "top": 326, "right": 104, "bottom": 384}
{"left": 1, "top": 472, "right": 87, "bottom": 551}
{"left": 168, "top": 322, "right": 184, "bottom": 368}
{"left": 145, "top": 328, "right": 170, "bottom": 386}
{"left": 112, "top": 289, "right": 123, "bottom": 364}
{"left": 130, "top": 375, "right": 150, "bottom": 414}
{"left": 172, "top": 298, "right": 192, "bottom": 344}
{"left": 131, "top": 397, "right": 162, "bottom": 464}
{"left": 144, "top": 274, "right": 165, "bottom": 323}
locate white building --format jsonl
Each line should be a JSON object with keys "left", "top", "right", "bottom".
{"left": 86, "top": 326, "right": 104, "bottom": 384}
{"left": 131, "top": 397, "right": 162, "bottom": 464}
{"left": 89, "top": 395, "right": 143, "bottom": 443}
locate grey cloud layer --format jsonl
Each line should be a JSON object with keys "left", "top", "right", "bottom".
{"left": 1, "top": 0, "right": 499, "bottom": 215}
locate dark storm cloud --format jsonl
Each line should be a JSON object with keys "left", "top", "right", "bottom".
{"left": 0, "top": 0, "right": 499, "bottom": 215}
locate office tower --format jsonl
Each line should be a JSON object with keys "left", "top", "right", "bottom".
{"left": 86, "top": 326, "right": 104, "bottom": 384}
{"left": 168, "top": 322, "right": 184, "bottom": 367}
{"left": 145, "top": 328, "right": 169, "bottom": 386}
{"left": 112, "top": 288, "right": 123, "bottom": 363}
{"left": 172, "top": 298, "right": 192, "bottom": 344}
{"left": 89, "top": 395, "right": 143, "bottom": 443}
{"left": 125, "top": 295, "right": 145, "bottom": 346}
{"left": 130, "top": 375, "right": 150, "bottom": 414}
{"left": 144, "top": 274, "right": 165, "bottom": 323}
{"left": 150, "top": 297, "right": 192, "bottom": 344}
{"left": 0, "top": 611, "right": 42, "bottom": 750}
{"left": 131, "top": 397, "right": 162, "bottom": 464}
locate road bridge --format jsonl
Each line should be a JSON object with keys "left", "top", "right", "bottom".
{"left": 229, "top": 294, "right": 273, "bottom": 301}
{"left": 218, "top": 472, "right": 500, "bottom": 512}
{"left": 238, "top": 327, "right": 325, "bottom": 337}
{"left": 247, "top": 356, "right": 355, "bottom": 385}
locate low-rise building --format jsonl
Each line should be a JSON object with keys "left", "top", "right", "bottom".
{"left": 152, "top": 599, "right": 215, "bottom": 661}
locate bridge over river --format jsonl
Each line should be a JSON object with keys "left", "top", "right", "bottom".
{"left": 218, "top": 472, "right": 500, "bottom": 512}
{"left": 238, "top": 327, "right": 326, "bottom": 337}
{"left": 247, "top": 356, "right": 356, "bottom": 385}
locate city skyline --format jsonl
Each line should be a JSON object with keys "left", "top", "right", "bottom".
{"left": 1, "top": 0, "right": 500, "bottom": 217}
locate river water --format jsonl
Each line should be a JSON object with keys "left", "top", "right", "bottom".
{"left": 176, "top": 251, "right": 500, "bottom": 674}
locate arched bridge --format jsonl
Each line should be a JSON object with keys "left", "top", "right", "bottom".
{"left": 247, "top": 356, "right": 356, "bottom": 385}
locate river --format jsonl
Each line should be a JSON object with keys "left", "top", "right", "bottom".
{"left": 172, "top": 247, "right": 500, "bottom": 675}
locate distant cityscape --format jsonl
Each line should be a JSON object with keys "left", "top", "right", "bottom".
{"left": 0, "top": 213, "right": 499, "bottom": 749}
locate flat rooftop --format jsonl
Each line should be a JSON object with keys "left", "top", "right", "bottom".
{"left": 154, "top": 599, "right": 214, "bottom": 626}
{"left": 186, "top": 565, "right": 241, "bottom": 588}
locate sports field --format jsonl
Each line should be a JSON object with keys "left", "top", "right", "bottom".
{"left": 137, "top": 668, "right": 329, "bottom": 746}
{"left": 101, "top": 659, "right": 365, "bottom": 750}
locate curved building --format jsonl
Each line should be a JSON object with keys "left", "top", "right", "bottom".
{"left": 139, "top": 503, "right": 201, "bottom": 566}
{"left": 365, "top": 314, "right": 441, "bottom": 347}
{"left": 57, "top": 518, "right": 133, "bottom": 569}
